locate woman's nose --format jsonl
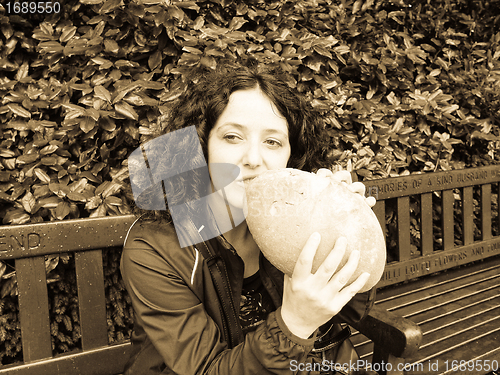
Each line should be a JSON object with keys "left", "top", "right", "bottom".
{"left": 243, "top": 141, "right": 262, "bottom": 168}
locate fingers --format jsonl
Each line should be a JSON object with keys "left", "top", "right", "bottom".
{"left": 316, "top": 168, "right": 334, "bottom": 178}
{"left": 292, "top": 232, "right": 321, "bottom": 279}
{"left": 314, "top": 237, "right": 347, "bottom": 283}
{"left": 330, "top": 271, "right": 371, "bottom": 309}
{"left": 365, "top": 196, "right": 376, "bottom": 208}
{"left": 331, "top": 249, "right": 361, "bottom": 289}
{"left": 346, "top": 181, "right": 377, "bottom": 208}
{"left": 346, "top": 272, "right": 371, "bottom": 294}
{"left": 331, "top": 170, "right": 352, "bottom": 184}
{"left": 347, "top": 181, "right": 366, "bottom": 195}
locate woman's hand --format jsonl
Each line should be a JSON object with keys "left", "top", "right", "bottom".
{"left": 316, "top": 168, "right": 376, "bottom": 208}
{"left": 281, "top": 233, "right": 370, "bottom": 339}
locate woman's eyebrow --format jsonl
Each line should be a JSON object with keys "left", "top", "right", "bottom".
{"left": 218, "top": 123, "right": 288, "bottom": 137}
{"left": 262, "top": 129, "right": 288, "bottom": 138}
{"left": 218, "top": 123, "right": 246, "bottom": 130}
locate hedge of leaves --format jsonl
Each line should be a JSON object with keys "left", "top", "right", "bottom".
{"left": 1, "top": 0, "right": 500, "bottom": 364}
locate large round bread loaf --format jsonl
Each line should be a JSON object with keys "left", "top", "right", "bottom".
{"left": 244, "top": 168, "right": 386, "bottom": 292}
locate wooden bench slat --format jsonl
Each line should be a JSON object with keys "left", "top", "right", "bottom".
{"left": 441, "top": 347, "right": 500, "bottom": 375}
{"left": 0, "top": 342, "right": 131, "bottom": 375}
{"left": 354, "top": 339, "right": 373, "bottom": 360}
{"left": 397, "top": 196, "right": 411, "bottom": 261}
{"left": 497, "top": 182, "right": 500, "bottom": 236}
{"left": 420, "top": 312, "right": 500, "bottom": 354}
{"left": 414, "top": 293, "right": 500, "bottom": 327}
{"left": 353, "top": 301, "right": 500, "bottom": 367}
{"left": 462, "top": 187, "right": 474, "bottom": 246}
{"left": 481, "top": 184, "right": 492, "bottom": 240}
{"left": 372, "top": 200, "right": 386, "bottom": 239}
{"left": 442, "top": 190, "right": 454, "bottom": 251}
{"left": 75, "top": 250, "right": 109, "bottom": 350}
{"left": 0, "top": 216, "right": 135, "bottom": 260}
{"left": 362, "top": 165, "right": 500, "bottom": 200}
{"left": 390, "top": 283, "right": 499, "bottom": 326}
{"left": 408, "top": 330, "right": 500, "bottom": 375}
{"left": 352, "top": 255, "right": 500, "bottom": 373}
{"left": 419, "top": 301, "right": 500, "bottom": 337}
{"left": 376, "top": 255, "right": 500, "bottom": 300}
{"left": 420, "top": 193, "right": 433, "bottom": 256}
{"left": 377, "top": 269, "right": 499, "bottom": 314}
{"left": 412, "top": 315, "right": 500, "bottom": 364}
{"left": 15, "top": 256, "right": 52, "bottom": 362}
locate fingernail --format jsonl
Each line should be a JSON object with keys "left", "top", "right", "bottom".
{"left": 312, "top": 232, "right": 321, "bottom": 241}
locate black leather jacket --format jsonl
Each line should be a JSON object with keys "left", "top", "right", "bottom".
{"left": 120, "top": 217, "right": 375, "bottom": 374}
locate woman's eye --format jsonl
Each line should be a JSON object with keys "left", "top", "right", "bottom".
{"left": 266, "top": 139, "right": 282, "bottom": 147}
{"left": 223, "top": 134, "right": 241, "bottom": 142}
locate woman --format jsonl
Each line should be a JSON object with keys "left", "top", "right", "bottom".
{"left": 121, "top": 60, "right": 378, "bottom": 374}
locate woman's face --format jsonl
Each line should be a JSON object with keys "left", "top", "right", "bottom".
{"left": 207, "top": 87, "right": 291, "bottom": 209}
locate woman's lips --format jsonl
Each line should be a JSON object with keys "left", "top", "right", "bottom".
{"left": 235, "top": 177, "right": 256, "bottom": 188}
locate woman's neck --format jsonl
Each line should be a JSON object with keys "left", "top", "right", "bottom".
{"left": 224, "top": 222, "right": 261, "bottom": 277}
{"left": 205, "top": 183, "right": 260, "bottom": 277}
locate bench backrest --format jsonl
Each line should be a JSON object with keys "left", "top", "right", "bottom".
{"left": 0, "top": 165, "right": 498, "bottom": 373}
{"left": 0, "top": 216, "right": 134, "bottom": 375}
{"left": 363, "top": 165, "right": 500, "bottom": 287}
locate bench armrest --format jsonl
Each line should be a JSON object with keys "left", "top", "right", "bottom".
{"left": 351, "top": 304, "right": 422, "bottom": 359}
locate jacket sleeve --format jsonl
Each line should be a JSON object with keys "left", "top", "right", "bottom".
{"left": 121, "top": 238, "right": 316, "bottom": 375}
{"left": 335, "top": 287, "right": 376, "bottom": 325}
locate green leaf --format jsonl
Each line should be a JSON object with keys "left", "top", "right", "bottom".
{"left": 99, "top": 0, "right": 121, "bottom": 12}
{"left": 85, "top": 196, "right": 102, "bottom": 210}
{"left": 104, "top": 39, "right": 120, "bottom": 54}
{"left": 39, "top": 196, "right": 62, "bottom": 208}
{"left": 55, "top": 201, "right": 71, "bottom": 220}
{"left": 1, "top": 278, "right": 17, "bottom": 298}
{"left": 0, "top": 262, "right": 6, "bottom": 279}
{"left": 80, "top": 117, "right": 97, "bottom": 133}
{"left": 34, "top": 168, "right": 51, "bottom": 184}
{"left": 94, "top": 85, "right": 112, "bottom": 102}
{"left": 175, "top": 1, "right": 199, "bottom": 11}
{"left": 115, "top": 102, "right": 139, "bottom": 120}
{"left": 124, "top": 93, "right": 157, "bottom": 106}
{"left": 229, "top": 17, "right": 248, "bottom": 31}
{"left": 60, "top": 26, "right": 78, "bottom": 43}
{"left": 104, "top": 196, "right": 122, "bottom": 206}
{"left": 99, "top": 117, "right": 116, "bottom": 131}
{"left": 15, "top": 62, "right": 29, "bottom": 81}
{"left": 67, "top": 192, "right": 87, "bottom": 202}
{"left": 3, "top": 209, "right": 30, "bottom": 225}
{"left": 63, "top": 39, "right": 88, "bottom": 56}
{"left": 40, "top": 145, "right": 59, "bottom": 155}
{"left": 21, "top": 192, "right": 37, "bottom": 213}
{"left": 45, "top": 255, "right": 59, "bottom": 273}
{"left": 17, "top": 153, "right": 39, "bottom": 164}
{"left": 148, "top": 50, "right": 162, "bottom": 70}
{"left": 7, "top": 104, "right": 31, "bottom": 118}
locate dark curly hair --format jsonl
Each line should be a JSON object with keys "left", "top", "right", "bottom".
{"left": 128, "top": 60, "right": 332, "bottom": 225}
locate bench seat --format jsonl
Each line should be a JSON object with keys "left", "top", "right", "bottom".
{"left": 351, "top": 255, "right": 500, "bottom": 375}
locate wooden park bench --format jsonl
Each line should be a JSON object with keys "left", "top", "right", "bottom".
{"left": 0, "top": 164, "right": 498, "bottom": 374}
{"left": 352, "top": 164, "right": 500, "bottom": 374}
